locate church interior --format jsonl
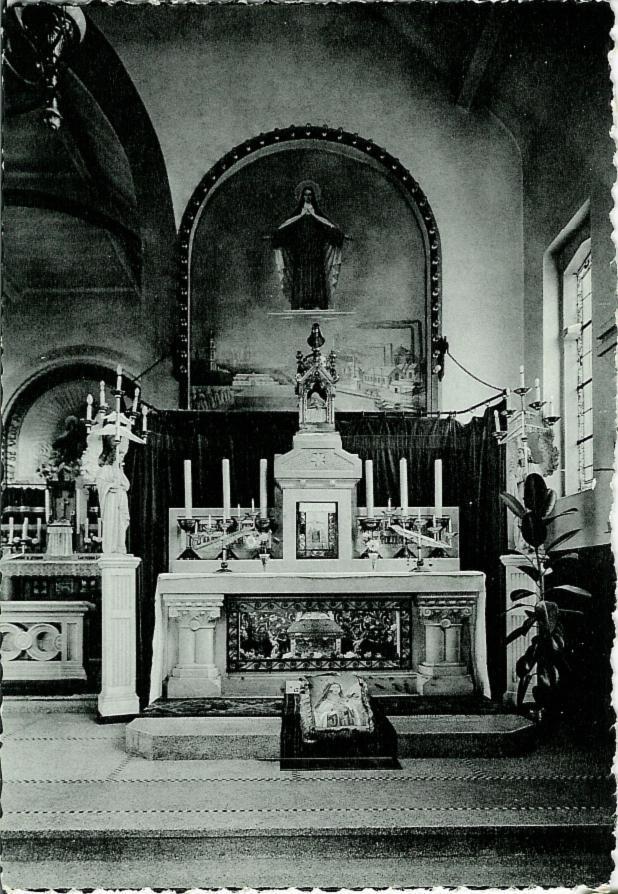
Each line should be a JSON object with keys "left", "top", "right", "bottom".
{"left": 1, "top": 1, "right": 616, "bottom": 888}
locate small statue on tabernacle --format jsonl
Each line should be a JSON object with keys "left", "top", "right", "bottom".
{"left": 96, "top": 436, "right": 131, "bottom": 554}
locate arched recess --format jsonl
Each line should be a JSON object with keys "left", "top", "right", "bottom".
{"left": 2, "top": 358, "right": 138, "bottom": 485}
{"left": 175, "top": 125, "right": 442, "bottom": 412}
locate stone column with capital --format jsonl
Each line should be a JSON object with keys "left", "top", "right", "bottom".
{"left": 166, "top": 595, "right": 224, "bottom": 698}
{"left": 416, "top": 595, "right": 474, "bottom": 695}
{"left": 97, "top": 554, "right": 141, "bottom": 719}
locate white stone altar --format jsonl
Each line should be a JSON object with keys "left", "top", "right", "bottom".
{"left": 150, "top": 325, "right": 490, "bottom": 704}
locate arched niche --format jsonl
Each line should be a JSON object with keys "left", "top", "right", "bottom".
{"left": 175, "top": 126, "right": 442, "bottom": 414}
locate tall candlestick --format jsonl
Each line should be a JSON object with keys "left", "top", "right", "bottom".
{"left": 97, "top": 518, "right": 102, "bottom": 540}
{"left": 142, "top": 405, "right": 148, "bottom": 433}
{"left": 519, "top": 365, "right": 525, "bottom": 389}
{"left": 251, "top": 498, "right": 255, "bottom": 515}
{"left": 75, "top": 487, "right": 81, "bottom": 533}
{"left": 115, "top": 394, "right": 121, "bottom": 442}
{"left": 44, "top": 489, "right": 51, "bottom": 523}
{"left": 36, "top": 517, "right": 42, "bottom": 542}
{"left": 86, "top": 393, "right": 93, "bottom": 422}
{"left": 505, "top": 387, "right": 512, "bottom": 413}
{"left": 399, "top": 457, "right": 409, "bottom": 516}
{"left": 184, "top": 460, "right": 193, "bottom": 518}
{"left": 99, "top": 380, "right": 106, "bottom": 407}
{"left": 534, "top": 377, "right": 541, "bottom": 403}
{"left": 222, "top": 459, "right": 231, "bottom": 520}
{"left": 365, "top": 460, "right": 374, "bottom": 517}
{"left": 132, "top": 386, "right": 140, "bottom": 414}
{"left": 116, "top": 364, "right": 123, "bottom": 392}
{"left": 8, "top": 516, "right": 14, "bottom": 543}
{"left": 237, "top": 503, "right": 242, "bottom": 521}
{"left": 434, "top": 459, "right": 443, "bottom": 516}
{"left": 494, "top": 409, "right": 500, "bottom": 432}
{"left": 22, "top": 517, "right": 28, "bottom": 540}
{"left": 259, "top": 458, "right": 268, "bottom": 520}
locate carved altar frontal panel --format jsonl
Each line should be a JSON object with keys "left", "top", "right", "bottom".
{"left": 226, "top": 595, "right": 412, "bottom": 672}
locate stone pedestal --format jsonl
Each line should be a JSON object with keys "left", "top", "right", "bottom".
{"left": 47, "top": 522, "right": 73, "bottom": 556}
{"left": 166, "top": 595, "right": 224, "bottom": 698}
{"left": 416, "top": 595, "right": 474, "bottom": 695}
{"left": 502, "top": 554, "right": 536, "bottom": 706}
{"left": 98, "top": 554, "right": 141, "bottom": 719}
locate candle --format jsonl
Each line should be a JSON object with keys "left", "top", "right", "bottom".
{"left": 44, "top": 489, "right": 51, "bottom": 523}
{"left": 116, "top": 364, "right": 123, "bottom": 391}
{"left": 22, "top": 517, "right": 28, "bottom": 540}
{"left": 534, "top": 377, "right": 541, "bottom": 403}
{"left": 434, "top": 459, "right": 443, "bottom": 516}
{"left": 8, "top": 516, "right": 14, "bottom": 543}
{"left": 222, "top": 459, "right": 231, "bottom": 520}
{"left": 365, "top": 460, "right": 374, "bottom": 517}
{"left": 75, "top": 487, "right": 81, "bottom": 533}
{"left": 132, "top": 386, "right": 140, "bottom": 414}
{"left": 208, "top": 514, "right": 212, "bottom": 528}
{"left": 86, "top": 393, "right": 93, "bottom": 422}
{"left": 519, "top": 364, "right": 525, "bottom": 389}
{"left": 494, "top": 409, "right": 501, "bottom": 432}
{"left": 36, "top": 517, "right": 42, "bottom": 542}
{"left": 251, "top": 498, "right": 255, "bottom": 515}
{"left": 387, "top": 497, "right": 392, "bottom": 512}
{"left": 432, "top": 514, "right": 437, "bottom": 529}
{"left": 259, "top": 458, "right": 268, "bottom": 520}
{"left": 142, "top": 405, "right": 148, "bottom": 433}
{"left": 184, "top": 460, "right": 193, "bottom": 518}
{"left": 115, "top": 393, "right": 121, "bottom": 441}
{"left": 237, "top": 504, "right": 242, "bottom": 521}
{"left": 399, "top": 457, "right": 409, "bottom": 516}
{"left": 547, "top": 395, "right": 554, "bottom": 417}
{"left": 505, "top": 387, "right": 512, "bottom": 413}
{"left": 97, "top": 517, "right": 102, "bottom": 539}
{"left": 99, "top": 380, "right": 106, "bottom": 407}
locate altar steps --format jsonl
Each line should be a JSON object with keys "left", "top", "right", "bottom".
{"left": 127, "top": 713, "right": 536, "bottom": 760}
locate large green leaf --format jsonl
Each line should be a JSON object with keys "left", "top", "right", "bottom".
{"left": 542, "top": 488, "right": 557, "bottom": 519}
{"left": 523, "top": 473, "right": 548, "bottom": 512}
{"left": 510, "top": 588, "right": 537, "bottom": 602}
{"left": 516, "top": 641, "right": 538, "bottom": 677}
{"left": 547, "top": 584, "right": 592, "bottom": 599}
{"left": 521, "top": 511, "right": 548, "bottom": 548}
{"left": 546, "top": 529, "right": 580, "bottom": 553}
{"left": 516, "top": 673, "right": 533, "bottom": 709}
{"left": 514, "top": 563, "right": 541, "bottom": 584}
{"left": 499, "top": 492, "right": 527, "bottom": 518}
{"left": 545, "top": 507, "right": 578, "bottom": 523}
{"left": 505, "top": 615, "right": 536, "bottom": 644}
{"left": 535, "top": 600, "right": 559, "bottom": 634}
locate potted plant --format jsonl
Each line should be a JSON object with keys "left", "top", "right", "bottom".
{"left": 500, "top": 473, "right": 591, "bottom": 716}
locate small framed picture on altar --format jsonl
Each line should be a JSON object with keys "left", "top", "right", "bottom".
{"left": 296, "top": 501, "right": 338, "bottom": 559}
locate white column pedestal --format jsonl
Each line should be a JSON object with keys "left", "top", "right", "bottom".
{"left": 502, "top": 554, "right": 536, "bottom": 706}
{"left": 166, "top": 596, "right": 224, "bottom": 698}
{"left": 416, "top": 596, "right": 474, "bottom": 695}
{"left": 98, "top": 554, "right": 141, "bottom": 719}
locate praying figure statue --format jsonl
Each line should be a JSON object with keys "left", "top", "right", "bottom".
{"left": 96, "top": 436, "right": 131, "bottom": 554}
{"left": 271, "top": 181, "right": 345, "bottom": 310}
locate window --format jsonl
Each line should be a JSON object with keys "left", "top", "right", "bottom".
{"left": 562, "top": 239, "right": 593, "bottom": 493}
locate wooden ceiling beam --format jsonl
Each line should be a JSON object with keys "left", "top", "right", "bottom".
{"left": 456, "top": 11, "right": 503, "bottom": 112}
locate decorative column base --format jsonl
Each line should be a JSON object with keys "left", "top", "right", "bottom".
{"left": 416, "top": 595, "right": 474, "bottom": 696}
{"left": 98, "top": 554, "right": 141, "bottom": 720}
{"left": 417, "top": 663, "right": 473, "bottom": 695}
{"left": 164, "top": 595, "right": 224, "bottom": 699}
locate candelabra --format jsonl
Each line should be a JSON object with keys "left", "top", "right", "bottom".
{"left": 85, "top": 367, "right": 149, "bottom": 444}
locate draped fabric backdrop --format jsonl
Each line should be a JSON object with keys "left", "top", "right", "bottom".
{"left": 126, "top": 409, "right": 506, "bottom": 703}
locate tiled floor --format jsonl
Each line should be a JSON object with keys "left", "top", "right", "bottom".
{"left": 2, "top": 702, "right": 614, "bottom": 890}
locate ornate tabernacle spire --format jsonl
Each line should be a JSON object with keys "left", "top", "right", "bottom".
{"left": 295, "top": 323, "right": 339, "bottom": 431}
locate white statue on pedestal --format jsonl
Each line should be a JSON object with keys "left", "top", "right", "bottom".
{"left": 96, "top": 436, "right": 131, "bottom": 554}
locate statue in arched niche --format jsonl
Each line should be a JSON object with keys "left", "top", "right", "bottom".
{"left": 271, "top": 181, "right": 345, "bottom": 310}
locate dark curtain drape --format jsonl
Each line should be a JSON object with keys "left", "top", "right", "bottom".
{"left": 126, "top": 408, "right": 506, "bottom": 703}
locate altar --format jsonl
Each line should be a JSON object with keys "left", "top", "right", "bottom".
{"left": 149, "top": 325, "right": 490, "bottom": 704}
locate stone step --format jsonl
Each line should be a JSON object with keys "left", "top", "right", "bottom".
{"left": 126, "top": 713, "right": 536, "bottom": 760}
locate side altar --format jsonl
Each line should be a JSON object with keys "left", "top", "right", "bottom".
{"left": 150, "top": 325, "right": 490, "bottom": 702}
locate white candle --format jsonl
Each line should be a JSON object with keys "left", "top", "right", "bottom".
{"left": 387, "top": 497, "right": 392, "bottom": 512}
{"left": 116, "top": 364, "right": 123, "bottom": 391}
{"left": 8, "top": 516, "right": 14, "bottom": 543}
{"left": 142, "top": 405, "right": 148, "bottom": 433}
{"left": 519, "top": 364, "right": 525, "bottom": 389}
{"left": 222, "top": 459, "right": 231, "bottom": 520}
{"left": 534, "top": 377, "right": 541, "bottom": 403}
{"left": 99, "top": 380, "right": 106, "bottom": 407}
{"left": 208, "top": 514, "right": 212, "bottom": 528}
{"left": 365, "top": 460, "right": 374, "bottom": 517}
{"left": 259, "top": 458, "right": 268, "bottom": 519}
{"left": 132, "top": 386, "right": 140, "bottom": 414}
{"left": 44, "top": 490, "right": 51, "bottom": 523}
{"left": 494, "top": 409, "right": 500, "bottom": 432}
{"left": 86, "top": 394, "right": 93, "bottom": 422}
{"left": 75, "top": 487, "right": 81, "bottom": 533}
{"left": 97, "top": 517, "right": 102, "bottom": 539}
{"left": 548, "top": 395, "right": 554, "bottom": 417}
{"left": 237, "top": 503, "right": 242, "bottom": 521}
{"left": 505, "top": 387, "right": 512, "bottom": 413}
{"left": 184, "top": 460, "right": 193, "bottom": 518}
{"left": 434, "top": 459, "right": 443, "bottom": 516}
{"left": 36, "top": 517, "right": 42, "bottom": 542}
{"left": 251, "top": 498, "right": 255, "bottom": 515}
{"left": 22, "top": 517, "right": 28, "bottom": 540}
{"left": 115, "top": 394, "right": 121, "bottom": 441}
{"left": 399, "top": 457, "right": 409, "bottom": 516}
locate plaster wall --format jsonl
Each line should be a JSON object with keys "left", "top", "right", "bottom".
{"left": 91, "top": 4, "right": 524, "bottom": 416}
